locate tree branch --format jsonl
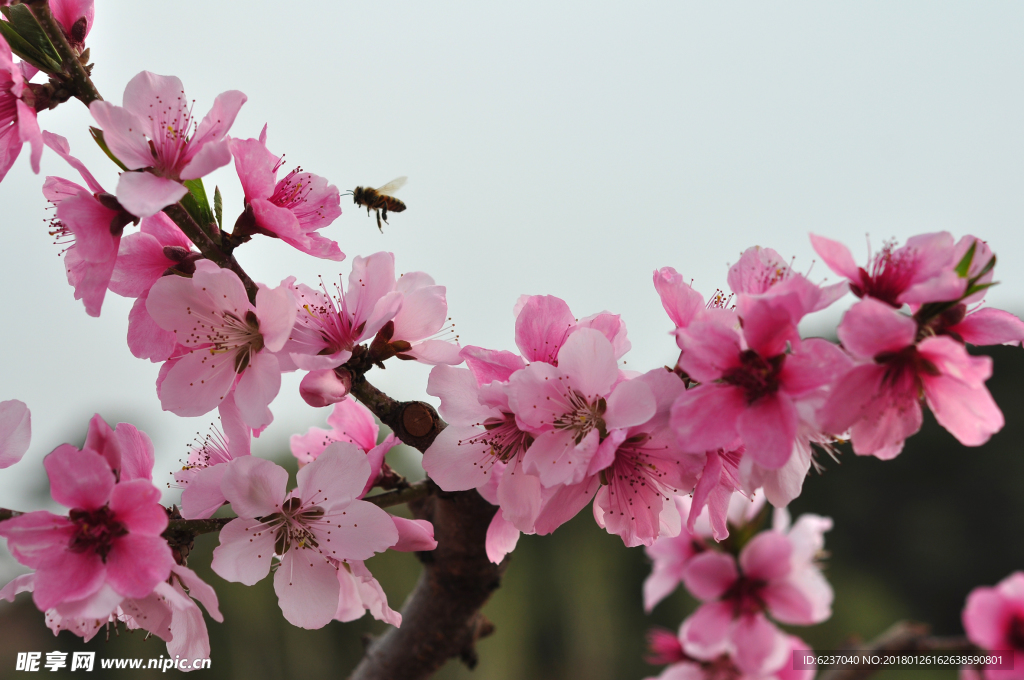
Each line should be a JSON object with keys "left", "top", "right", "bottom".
{"left": 346, "top": 373, "right": 507, "bottom": 680}
{"left": 25, "top": 0, "right": 101, "bottom": 106}
{"left": 817, "top": 621, "right": 980, "bottom": 680}
{"left": 163, "top": 203, "right": 260, "bottom": 303}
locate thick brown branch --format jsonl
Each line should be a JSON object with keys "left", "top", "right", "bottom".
{"left": 346, "top": 374, "right": 506, "bottom": 680}
{"left": 163, "top": 203, "right": 260, "bottom": 303}
{"left": 818, "top": 621, "right": 979, "bottom": 680}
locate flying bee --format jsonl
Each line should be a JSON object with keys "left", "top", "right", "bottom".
{"left": 351, "top": 177, "right": 407, "bottom": 232}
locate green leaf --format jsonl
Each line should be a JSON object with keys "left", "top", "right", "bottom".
{"left": 89, "top": 128, "right": 129, "bottom": 172}
{"left": 5, "top": 4, "right": 63, "bottom": 73}
{"left": 954, "top": 240, "right": 977, "bottom": 278}
{"left": 965, "top": 281, "right": 997, "bottom": 298}
{"left": 0, "top": 21, "right": 59, "bottom": 74}
{"left": 971, "top": 255, "right": 996, "bottom": 284}
{"left": 181, "top": 178, "right": 215, "bottom": 229}
{"left": 214, "top": 186, "right": 223, "bottom": 230}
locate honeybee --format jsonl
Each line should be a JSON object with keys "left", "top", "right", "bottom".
{"left": 352, "top": 177, "right": 407, "bottom": 232}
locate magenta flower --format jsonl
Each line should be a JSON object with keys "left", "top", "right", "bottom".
{"left": 671, "top": 293, "right": 850, "bottom": 470}
{"left": 388, "top": 271, "right": 463, "bottom": 365}
{"left": 962, "top": 572, "right": 1024, "bottom": 680}
{"left": 230, "top": 126, "right": 343, "bottom": 260}
{"left": 820, "top": 297, "right": 1003, "bottom": 458}
{"left": 146, "top": 260, "right": 297, "bottom": 428}
{"left": 811, "top": 232, "right": 962, "bottom": 308}
{"left": 0, "top": 37, "right": 41, "bottom": 183}
{"left": 0, "top": 442, "right": 173, "bottom": 618}
{"left": 678, "top": 511, "right": 832, "bottom": 674}
{"left": 286, "top": 251, "right": 403, "bottom": 372}
{"left": 109, "top": 211, "right": 194, "bottom": 299}
{"left": 210, "top": 447, "right": 398, "bottom": 629}
{"left": 514, "top": 294, "right": 630, "bottom": 364}
{"left": 42, "top": 132, "right": 137, "bottom": 317}
{"left": 89, "top": 71, "right": 245, "bottom": 217}
{"left": 644, "top": 633, "right": 815, "bottom": 680}
{"left": 0, "top": 399, "right": 30, "bottom": 468}
{"left": 728, "top": 246, "right": 847, "bottom": 312}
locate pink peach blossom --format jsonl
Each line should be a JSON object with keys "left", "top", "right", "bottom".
{"left": 90, "top": 71, "right": 245, "bottom": 217}
{"left": 0, "top": 38, "right": 41, "bottom": 182}
{"left": 0, "top": 399, "right": 30, "bottom": 468}
{"left": 962, "top": 572, "right": 1024, "bottom": 680}
{"left": 820, "top": 297, "right": 1003, "bottom": 458}
{"left": 174, "top": 394, "right": 251, "bottom": 519}
{"left": 513, "top": 294, "right": 630, "bottom": 364}
{"left": 210, "top": 447, "right": 398, "bottom": 629}
{"left": 229, "top": 126, "right": 343, "bottom": 260}
{"left": 644, "top": 633, "right": 815, "bottom": 680}
{"left": 146, "top": 260, "right": 297, "bottom": 428}
{"left": 0, "top": 440, "right": 173, "bottom": 617}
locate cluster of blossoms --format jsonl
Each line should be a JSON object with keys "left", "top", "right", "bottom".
{"left": 422, "top": 233, "right": 1023, "bottom": 562}
{"left": 641, "top": 495, "right": 828, "bottom": 680}
{"left": 0, "top": 4, "right": 1022, "bottom": 674}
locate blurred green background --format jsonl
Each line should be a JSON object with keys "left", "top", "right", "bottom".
{"left": 1, "top": 344, "right": 1021, "bottom": 679}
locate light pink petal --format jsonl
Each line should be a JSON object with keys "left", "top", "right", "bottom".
{"left": 186, "top": 90, "right": 247, "bottom": 165}
{"left": 108, "top": 479, "right": 166, "bottom": 534}
{"left": 121, "top": 71, "right": 185, "bottom": 128}
{"left": 41, "top": 131, "right": 103, "bottom": 193}
{"left": 63, "top": 244, "right": 117, "bottom": 317}
{"left": 362, "top": 436, "right": 396, "bottom": 497}
{"left": 485, "top": 510, "right": 521, "bottom": 564}
{"left": 770, "top": 568, "right": 832, "bottom": 625}
{"left": 50, "top": 582, "right": 124, "bottom": 622}
{"left": 422, "top": 425, "right": 495, "bottom": 491}
{"left": 326, "top": 398, "right": 380, "bottom": 451}
{"left": 901, "top": 270, "right": 964, "bottom": 305}
{"left": 166, "top": 597, "right": 212, "bottom": 665}
{"left": 392, "top": 285, "right": 448, "bottom": 342}
{"left": 157, "top": 348, "right": 237, "bottom": 418}
{"left": 337, "top": 561, "right": 402, "bottom": 626}
{"left": 180, "top": 464, "right": 229, "bottom": 519}
{"left": 180, "top": 138, "right": 232, "bottom": 180}
{"left": 780, "top": 338, "right": 853, "bottom": 397}
{"left": 210, "top": 518, "right": 275, "bottom": 586}
{"left": 515, "top": 295, "right": 576, "bottom": 363}
{"left": 737, "top": 394, "right": 798, "bottom": 470}
{"left": 962, "top": 587, "right": 1012, "bottom": 649}
{"left": 403, "top": 339, "right": 464, "bottom": 365}
{"left": 49, "top": 0, "right": 95, "bottom": 39}
{"left": 33, "top": 551, "right": 106, "bottom": 611}
{"left": 680, "top": 600, "right": 734, "bottom": 660}
{"left": 221, "top": 456, "right": 287, "bottom": 517}
{"left": 190, "top": 259, "right": 253, "bottom": 315}
{"left": 109, "top": 232, "right": 174, "bottom": 298}
{"left": 575, "top": 312, "right": 631, "bottom": 359}
{"left": 681, "top": 551, "right": 738, "bottom": 601}
{"left": 141, "top": 210, "right": 191, "bottom": 247}
{"left": 810, "top": 234, "right": 862, "bottom": 281}
{"left": 727, "top": 246, "right": 788, "bottom": 295}
{"left": 426, "top": 365, "right": 493, "bottom": 425}
{"left": 739, "top": 531, "right": 792, "bottom": 582}
{"left": 0, "top": 399, "right": 30, "bottom": 468}
{"left": 296, "top": 442, "right": 370, "bottom": 510}
{"left": 229, "top": 136, "right": 276, "bottom": 201}
{"left": 299, "top": 368, "right": 350, "bottom": 407}
{"left": 346, "top": 252, "right": 397, "bottom": 333}
{"left": 675, "top": 318, "right": 742, "bottom": 383}
{"left": 255, "top": 284, "right": 297, "bottom": 352}
{"left": 273, "top": 549, "right": 340, "bottom": 629}
{"left": 116, "top": 172, "right": 188, "bottom": 218}
{"left": 654, "top": 267, "right": 704, "bottom": 328}
{"left": 739, "top": 295, "right": 802, "bottom": 359}
{"left": 234, "top": 352, "right": 281, "bottom": 429}
{"left": 0, "top": 511, "right": 74, "bottom": 568}
{"left": 837, "top": 298, "right": 917, "bottom": 359}
{"left": 105, "top": 533, "right": 174, "bottom": 598}
{"left": 56, "top": 192, "right": 119, "bottom": 262}
{"left": 522, "top": 429, "right": 599, "bottom": 487}
{"left": 556, "top": 328, "right": 619, "bottom": 399}
{"left": 532, "top": 476, "right": 601, "bottom": 535}
{"left": 319, "top": 500, "right": 398, "bottom": 561}
{"left": 496, "top": 465, "right": 543, "bottom": 531}
{"left": 953, "top": 308, "right": 1024, "bottom": 347}
{"left": 44, "top": 445, "right": 113, "bottom": 510}
{"left": 922, "top": 374, "right": 1003, "bottom": 447}
{"left": 919, "top": 335, "right": 993, "bottom": 387}
{"left": 88, "top": 100, "right": 155, "bottom": 170}
{"left": 114, "top": 423, "right": 155, "bottom": 482}
{"left": 127, "top": 293, "right": 177, "bottom": 362}
{"left": 604, "top": 378, "right": 657, "bottom": 430}
{"left": 173, "top": 564, "right": 223, "bottom": 622}
{"left": 732, "top": 612, "right": 789, "bottom": 675}
{"left": 0, "top": 573, "right": 34, "bottom": 602}
{"left": 670, "top": 384, "right": 745, "bottom": 453}
{"left": 461, "top": 346, "right": 527, "bottom": 385}
{"left": 390, "top": 517, "right": 438, "bottom": 552}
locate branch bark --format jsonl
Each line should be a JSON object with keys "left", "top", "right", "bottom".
{"left": 347, "top": 372, "right": 507, "bottom": 680}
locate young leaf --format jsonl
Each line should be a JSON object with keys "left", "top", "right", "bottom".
{"left": 181, "top": 178, "right": 215, "bottom": 229}
{"left": 0, "top": 21, "right": 60, "bottom": 74}
{"left": 5, "top": 4, "right": 63, "bottom": 73}
{"left": 954, "top": 241, "right": 977, "bottom": 278}
{"left": 89, "top": 128, "right": 129, "bottom": 172}
{"left": 214, "top": 186, "right": 224, "bottom": 230}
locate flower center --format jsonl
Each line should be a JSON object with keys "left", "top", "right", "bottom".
{"left": 552, "top": 392, "right": 607, "bottom": 444}
{"left": 721, "top": 350, "right": 785, "bottom": 403}
{"left": 852, "top": 242, "right": 917, "bottom": 307}
{"left": 1009, "top": 614, "right": 1024, "bottom": 650}
{"left": 67, "top": 506, "right": 128, "bottom": 561}
{"left": 479, "top": 414, "right": 533, "bottom": 462}
{"left": 265, "top": 497, "right": 326, "bottom": 555}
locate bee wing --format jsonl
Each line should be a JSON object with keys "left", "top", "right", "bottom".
{"left": 375, "top": 176, "right": 407, "bottom": 196}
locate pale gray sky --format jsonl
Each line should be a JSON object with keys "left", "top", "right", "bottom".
{"left": 0, "top": 2, "right": 1022, "bottom": 552}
